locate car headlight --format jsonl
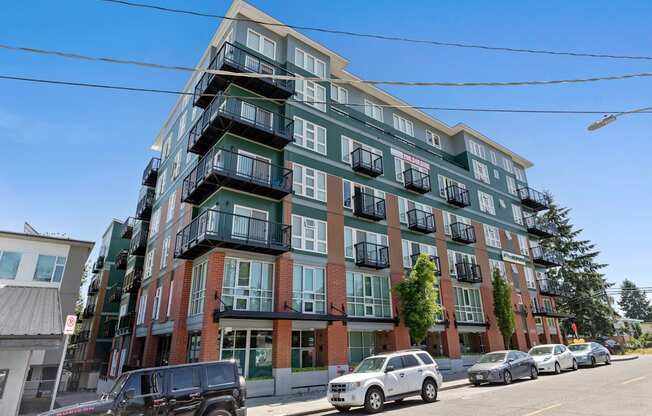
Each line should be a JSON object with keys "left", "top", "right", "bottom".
{"left": 543, "top": 355, "right": 553, "bottom": 362}
{"left": 349, "top": 381, "right": 362, "bottom": 389}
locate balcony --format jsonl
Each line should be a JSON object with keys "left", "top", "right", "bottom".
{"left": 188, "top": 94, "right": 294, "bottom": 156}
{"left": 116, "top": 313, "right": 134, "bottom": 336}
{"left": 121, "top": 217, "right": 134, "bottom": 239}
{"left": 354, "top": 242, "right": 390, "bottom": 269}
{"left": 174, "top": 209, "right": 291, "bottom": 259}
{"left": 455, "top": 262, "right": 482, "bottom": 283}
{"left": 181, "top": 147, "right": 292, "bottom": 205}
{"left": 142, "top": 157, "right": 161, "bottom": 187}
{"left": 82, "top": 304, "right": 95, "bottom": 319}
{"left": 129, "top": 227, "right": 149, "bottom": 256}
{"left": 351, "top": 148, "right": 383, "bottom": 177}
{"left": 524, "top": 214, "right": 557, "bottom": 238}
{"left": 450, "top": 222, "right": 476, "bottom": 244}
{"left": 115, "top": 250, "right": 128, "bottom": 270}
{"left": 101, "top": 320, "right": 117, "bottom": 338}
{"left": 92, "top": 256, "right": 104, "bottom": 273}
{"left": 532, "top": 304, "right": 565, "bottom": 318}
{"left": 123, "top": 270, "right": 142, "bottom": 294}
{"left": 518, "top": 187, "right": 550, "bottom": 211}
{"left": 410, "top": 253, "right": 442, "bottom": 276}
{"left": 108, "top": 285, "right": 123, "bottom": 303}
{"left": 77, "top": 330, "right": 90, "bottom": 343}
{"left": 442, "top": 184, "right": 470, "bottom": 208}
{"left": 531, "top": 246, "right": 563, "bottom": 267}
{"left": 406, "top": 208, "right": 435, "bottom": 234}
{"left": 87, "top": 277, "right": 100, "bottom": 295}
{"left": 193, "top": 41, "right": 295, "bottom": 109}
{"left": 135, "top": 188, "right": 155, "bottom": 221}
{"left": 403, "top": 168, "right": 431, "bottom": 194}
{"left": 352, "top": 190, "right": 386, "bottom": 221}
{"left": 538, "top": 278, "right": 564, "bottom": 297}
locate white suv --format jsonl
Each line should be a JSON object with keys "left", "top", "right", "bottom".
{"left": 327, "top": 350, "right": 443, "bottom": 413}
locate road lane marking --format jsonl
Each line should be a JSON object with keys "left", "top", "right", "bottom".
{"left": 523, "top": 403, "right": 561, "bottom": 416}
{"left": 621, "top": 376, "right": 646, "bottom": 385}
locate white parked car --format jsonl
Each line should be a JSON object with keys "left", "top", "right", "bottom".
{"left": 327, "top": 349, "right": 443, "bottom": 413}
{"left": 529, "top": 344, "right": 578, "bottom": 374}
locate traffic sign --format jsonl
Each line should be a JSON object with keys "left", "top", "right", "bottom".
{"left": 64, "top": 314, "right": 77, "bottom": 335}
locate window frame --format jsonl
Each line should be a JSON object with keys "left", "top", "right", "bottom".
{"left": 364, "top": 99, "right": 383, "bottom": 122}
{"left": 292, "top": 162, "right": 327, "bottom": 202}
{"left": 483, "top": 224, "right": 501, "bottom": 248}
{"left": 293, "top": 116, "right": 327, "bottom": 155}
{"left": 246, "top": 28, "right": 276, "bottom": 60}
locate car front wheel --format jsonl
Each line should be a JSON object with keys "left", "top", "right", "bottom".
{"left": 590, "top": 357, "right": 596, "bottom": 368}
{"left": 364, "top": 387, "right": 385, "bottom": 413}
{"left": 421, "top": 379, "right": 438, "bottom": 403}
{"left": 503, "top": 370, "right": 512, "bottom": 385}
{"left": 554, "top": 362, "right": 561, "bottom": 374}
{"left": 572, "top": 359, "right": 578, "bottom": 371}
{"left": 605, "top": 355, "right": 612, "bottom": 365}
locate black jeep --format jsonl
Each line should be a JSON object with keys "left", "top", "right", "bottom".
{"left": 40, "top": 360, "right": 246, "bottom": 416}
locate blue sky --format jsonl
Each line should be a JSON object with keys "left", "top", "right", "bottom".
{"left": 1, "top": 0, "right": 651, "bottom": 294}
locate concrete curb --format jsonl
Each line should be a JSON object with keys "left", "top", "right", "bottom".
{"left": 611, "top": 355, "right": 639, "bottom": 362}
{"left": 266, "top": 381, "right": 471, "bottom": 416}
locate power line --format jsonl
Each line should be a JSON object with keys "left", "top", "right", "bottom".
{"left": 5, "top": 42, "right": 652, "bottom": 88}
{"left": 100, "top": 0, "right": 652, "bottom": 62}
{"left": 2, "top": 74, "right": 652, "bottom": 115}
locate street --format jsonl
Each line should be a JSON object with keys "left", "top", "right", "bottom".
{"left": 316, "top": 356, "right": 652, "bottom": 416}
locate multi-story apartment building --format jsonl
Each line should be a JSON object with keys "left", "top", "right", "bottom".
{"left": 67, "top": 220, "right": 129, "bottom": 391}
{"left": 0, "top": 228, "right": 93, "bottom": 415}
{"left": 108, "top": 0, "right": 565, "bottom": 397}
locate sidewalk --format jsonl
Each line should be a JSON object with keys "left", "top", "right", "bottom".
{"left": 611, "top": 354, "right": 639, "bottom": 362}
{"left": 248, "top": 378, "right": 470, "bottom": 416}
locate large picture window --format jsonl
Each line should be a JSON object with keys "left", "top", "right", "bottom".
{"left": 293, "top": 117, "right": 327, "bottom": 155}
{"left": 348, "top": 332, "right": 376, "bottom": 364}
{"left": 222, "top": 258, "right": 274, "bottom": 312}
{"left": 292, "top": 265, "right": 326, "bottom": 314}
{"left": 295, "top": 79, "right": 326, "bottom": 112}
{"left": 188, "top": 262, "right": 207, "bottom": 316}
{"left": 0, "top": 251, "right": 21, "bottom": 279}
{"left": 292, "top": 330, "right": 317, "bottom": 369}
{"left": 292, "top": 215, "right": 327, "bottom": 254}
{"left": 453, "top": 286, "right": 484, "bottom": 324}
{"left": 33, "top": 255, "right": 66, "bottom": 282}
{"left": 346, "top": 272, "right": 391, "bottom": 318}
{"left": 293, "top": 163, "right": 327, "bottom": 202}
{"left": 220, "top": 329, "right": 272, "bottom": 379}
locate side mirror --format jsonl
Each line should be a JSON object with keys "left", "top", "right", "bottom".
{"left": 123, "top": 388, "right": 135, "bottom": 402}
{"left": 385, "top": 365, "right": 395, "bottom": 373}
{"left": 508, "top": 358, "right": 515, "bottom": 363}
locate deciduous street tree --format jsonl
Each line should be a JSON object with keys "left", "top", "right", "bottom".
{"left": 492, "top": 267, "right": 515, "bottom": 349}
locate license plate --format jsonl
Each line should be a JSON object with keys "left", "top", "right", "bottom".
{"left": 476, "top": 375, "right": 484, "bottom": 380}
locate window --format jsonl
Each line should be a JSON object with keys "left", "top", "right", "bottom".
{"left": 161, "top": 135, "right": 172, "bottom": 160}
{"left": 364, "top": 99, "right": 383, "bottom": 122}
{"left": 292, "top": 265, "right": 326, "bottom": 314}
{"left": 517, "top": 234, "right": 530, "bottom": 256}
{"left": 489, "top": 259, "right": 506, "bottom": 278}
{"left": 144, "top": 249, "right": 155, "bottom": 279}
{"left": 220, "top": 329, "right": 273, "bottom": 378}
{"left": 447, "top": 250, "right": 477, "bottom": 277}
{"left": 342, "top": 180, "right": 386, "bottom": 210}
{"left": 341, "top": 136, "right": 382, "bottom": 166}
{"left": 453, "top": 286, "right": 484, "bottom": 323}
{"left": 292, "top": 163, "right": 327, "bottom": 202}
{"left": 468, "top": 140, "right": 486, "bottom": 159}
{"left": 188, "top": 262, "right": 207, "bottom": 316}
{"left": 222, "top": 258, "right": 274, "bottom": 312}
{"left": 493, "top": 169, "right": 500, "bottom": 179}
{"left": 206, "top": 362, "right": 235, "bottom": 386}
{"left": 506, "top": 176, "right": 518, "bottom": 196}
{"left": 187, "top": 334, "right": 201, "bottom": 363}
{"left": 348, "top": 332, "right": 376, "bottom": 364}
{"left": 425, "top": 130, "right": 441, "bottom": 149}
{"left": 171, "top": 367, "right": 201, "bottom": 391}
{"left": 417, "top": 352, "right": 434, "bottom": 365}
{"left": 514, "top": 167, "right": 526, "bottom": 183}
{"left": 152, "top": 286, "right": 162, "bottom": 320}
{"left": 394, "top": 156, "right": 428, "bottom": 184}
{"left": 397, "top": 197, "right": 429, "bottom": 224}
{"left": 160, "top": 236, "right": 170, "bottom": 269}
{"left": 0, "top": 369, "right": 8, "bottom": 399}
{"left": 511, "top": 264, "right": 520, "bottom": 284}
{"left": 484, "top": 224, "right": 501, "bottom": 248}
{"left": 33, "top": 255, "right": 66, "bottom": 282}
{"left": 442, "top": 211, "right": 471, "bottom": 236}
{"left": 402, "top": 240, "right": 437, "bottom": 268}
{"left": 489, "top": 150, "right": 498, "bottom": 165}
{"left": 293, "top": 117, "right": 327, "bottom": 154}
{"left": 392, "top": 114, "right": 414, "bottom": 136}
{"left": 166, "top": 278, "right": 174, "bottom": 317}
{"left": 402, "top": 354, "right": 419, "bottom": 367}
{"left": 246, "top": 29, "right": 276, "bottom": 60}
{"left": 346, "top": 272, "right": 392, "bottom": 317}
{"left": 295, "top": 48, "right": 326, "bottom": 77}
{"left": 478, "top": 191, "right": 496, "bottom": 215}
{"left": 150, "top": 208, "right": 161, "bottom": 235}
{"left": 0, "top": 251, "right": 21, "bottom": 279}
{"left": 172, "top": 152, "right": 182, "bottom": 179}
{"left": 167, "top": 190, "right": 176, "bottom": 222}
{"left": 512, "top": 204, "right": 524, "bottom": 225}
{"left": 295, "top": 79, "right": 326, "bottom": 112}
{"left": 331, "top": 84, "right": 348, "bottom": 104}
{"left": 503, "top": 157, "right": 514, "bottom": 174}
{"left": 437, "top": 175, "right": 466, "bottom": 198}
{"left": 473, "top": 160, "right": 490, "bottom": 184}
{"left": 137, "top": 293, "right": 148, "bottom": 325}
{"left": 499, "top": 198, "right": 506, "bottom": 209}
{"left": 291, "top": 215, "right": 327, "bottom": 254}
{"left": 525, "top": 267, "right": 536, "bottom": 289}
{"left": 344, "top": 227, "right": 388, "bottom": 259}
{"left": 292, "top": 330, "right": 316, "bottom": 368}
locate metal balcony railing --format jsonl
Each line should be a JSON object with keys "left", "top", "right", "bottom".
{"left": 450, "top": 222, "right": 476, "bottom": 244}
{"left": 181, "top": 146, "right": 292, "bottom": 204}
{"left": 406, "top": 208, "right": 435, "bottom": 233}
{"left": 129, "top": 226, "right": 149, "bottom": 256}
{"left": 351, "top": 148, "right": 383, "bottom": 177}
{"left": 352, "top": 190, "right": 386, "bottom": 221}
{"left": 531, "top": 303, "right": 565, "bottom": 318}
{"left": 188, "top": 93, "right": 294, "bottom": 155}
{"left": 87, "top": 277, "right": 100, "bottom": 295}
{"left": 354, "top": 242, "right": 390, "bottom": 269}
{"left": 538, "top": 278, "right": 564, "bottom": 297}
{"left": 135, "top": 188, "right": 155, "bottom": 221}
{"left": 194, "top": 41, "right": 295, "bottom": 108}
{"left": 121, "top": 217, "right": 135, "bottom": 239}
{"left": 116, "top": 313, "right": 134, "bottom": 336}
{"left": 92, "top": 256, "right": 104, "bottom": 273}
{"left": 123, "top": 270, "right": 142, "bottom": 294}
{"left": 523, "top": 213, "right": 557, "bottom": 238}
{"left": 403, "top": 168, "right": 431, "bottom": 193}
{"left": 531, "top": 246, "right": 563, "bottom": 267}
{"left": 518, "top": 187, "right": 550, "bottom": 211}
{"left": 443, "top": 184, "right": 470, "bottom": 207}
{"left": 108, "top": 285, "right": 123, "bottom": 303}
{"left": 410, "top": 253, "right": 442, "bottom": 276}
{"left": 142, "top": 157, "right": 161, "bottom": 187}
{"left": 115, "top": 250, "right": 129, "bottom": 270}
{"left": 455, "top": 262, "right": 482, "bottom": 283}
{"left": 174, "top": 209, "right": 291, "bottom": 259}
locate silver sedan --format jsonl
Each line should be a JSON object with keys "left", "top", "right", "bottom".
{"left": 468, "top": 350, "right": 538, "bottom": 385}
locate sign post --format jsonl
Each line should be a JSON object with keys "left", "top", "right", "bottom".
{"left": 50, "top": 314, "right": 77, "bottom": 411}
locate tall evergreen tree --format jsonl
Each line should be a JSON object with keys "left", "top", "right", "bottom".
{"left": 618, "top": 279, "right": 651, "bottom": 320}
{"left": 540, "top": 195, "right": 616, "bottom": 338}
{"left": 492, "top": 268, "right": 515, "bottom": 349}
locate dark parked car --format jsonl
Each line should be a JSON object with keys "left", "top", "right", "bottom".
{"left": 40, "top": 360, "right": 246, "bottom": 416}
{"left": 468, "top": 350, "right": 538, "bottom": 385}
{"left": 568, "top": 342, "right": 612, "bottom": 367}
{"left": 595, "top": 337, "right": 623, "bottom": 355}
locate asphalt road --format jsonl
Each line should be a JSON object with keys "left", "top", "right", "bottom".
{"left": 319, "top": 356, "right": 652, "bottom": 416}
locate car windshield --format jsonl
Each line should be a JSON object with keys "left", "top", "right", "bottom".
{"left": 529, "top": 346, "right": 553, "bottom": 356}
{"left": 106, "top": 373, "right": 130, "bottom": 398}
{"left": 478, "top": 352, "right": 506, "bottom": 363}
{"left": 354, "top": 357, "right": 386, "bottom": 373}
{"left": 568, "top": 344, "right": 590, "bottom": 352}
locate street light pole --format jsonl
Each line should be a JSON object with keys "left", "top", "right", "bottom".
{"left": 587, "top": 106, "right": 652, "bottom": 131}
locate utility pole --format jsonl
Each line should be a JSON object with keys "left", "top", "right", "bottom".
{"left": 50, "top": 315, "right": 77, "bottom": 411}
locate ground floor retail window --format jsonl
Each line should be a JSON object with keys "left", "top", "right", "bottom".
{"left": 348, "top": 331, "right": 376, "bottom": 365}
{"left": 222, "top": 258, "right": 274, "bottom": 312}
{"left": 156, "top": 336, "right": 171, "bottom": 367}
{"left": 459, "top": 332, "right": 485, "bottom": 354}
{"left": 220, "top": 329, "right": 272, "bottom": 379}
{"left": 292, "top": 330, "right": 317, "bottom": 369}
{"left": 187, "top": 333, "right": 201, "bottom": 363}
{"left": 346, "top": 272, "right": 391, "bottom": 318}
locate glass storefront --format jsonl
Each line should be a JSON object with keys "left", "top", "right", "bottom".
{"left": 220, "top": 329, "right": 273, "bottom": 379}
{"left": 291, "top": 330, "right": 316, "bottom": 369}
{"left": 348, "top": 331, "right": 376, "bottom": 364}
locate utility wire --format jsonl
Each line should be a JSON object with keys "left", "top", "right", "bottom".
{"left": 4, "top": 43, "right": 652, "bottom": 88}
{"left": 100, "top": 0, "right": 652, "bottom": 62}
{"left": 2, "top": 74, "right": 652, "bottom": 115}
